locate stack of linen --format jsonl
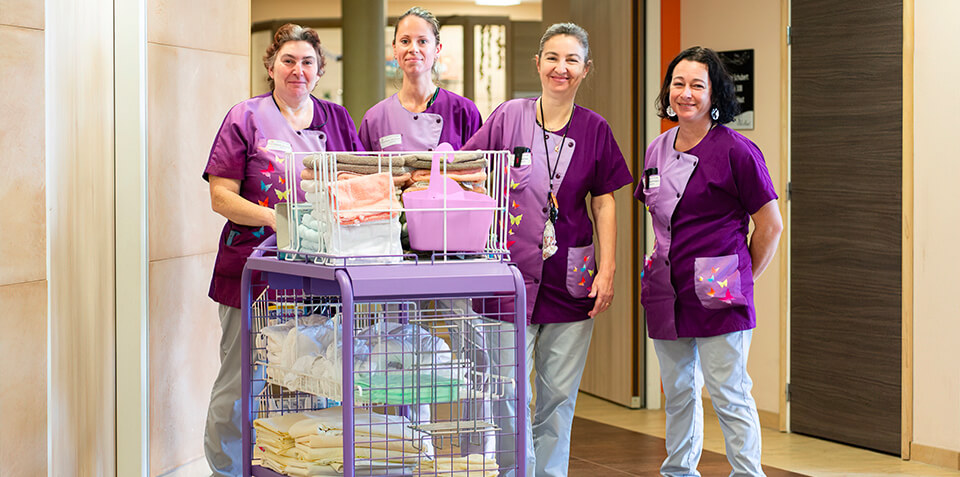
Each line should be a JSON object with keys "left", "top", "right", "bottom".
{"left": 254, "top": 407, "right": 425, "bottom": 476}
{"left": 302, "top": 152, "right": 412, "bottom": 187}
{"left": 401, "top": 152, "right": 488, "bottom": 195}
{"left": 298, "top": 171, "right": 403, "bottom": 261}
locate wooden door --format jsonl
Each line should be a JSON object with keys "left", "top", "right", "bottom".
{"left": 542, "top": 0, "right": 643, "bottom": 407}
{"left": 790, "top": 0, "right": 902, "bottom": 455}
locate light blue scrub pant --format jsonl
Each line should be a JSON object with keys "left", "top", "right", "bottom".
{"left": 653, "top": 330, "right": 765, "bottom": 477}
{"left": 205, "top": 304, "right": 264, "bottom": 477}
{"left": 494, "top": 319, "right": 595, "bottom": 477}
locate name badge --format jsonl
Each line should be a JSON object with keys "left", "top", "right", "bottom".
{"left": 379, "top": 133, "right": 402, "bottom": 149}
{"left": 648, "top": 174, "right": 661, "bottom": 188}
{"left": 265, "top": 139, "right": 292, "bottom": 153}
{"left": 519, "top": 151, "right": 532, "bottom": 166}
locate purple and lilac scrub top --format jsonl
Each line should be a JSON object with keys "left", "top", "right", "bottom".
{"left": 203, "top": 93, "right": 362, "bottom": 308}
{"left": 358, "top": 88, "right": 482, "bottom": 151}
{"left": 463, "top": 98, "right": 633, "bottom": 324}
{"left": 635, "top": 124, "right": 777, "bottom": 340}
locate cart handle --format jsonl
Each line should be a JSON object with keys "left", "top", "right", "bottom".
{"left": 251, "top": 233, "right": 278, "bottom": 258}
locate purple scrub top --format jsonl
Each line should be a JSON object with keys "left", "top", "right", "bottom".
{"left": 463, "top": 98, "right": 633, "bottom": 324}
{"left": 358, "top": 88, "right": 482, "bottom": 151}
{"left": 203, "top": 93, "right": 363, "bottom": 308}
{"left": 635, "top": 125, "right": 777, "bottom": 340}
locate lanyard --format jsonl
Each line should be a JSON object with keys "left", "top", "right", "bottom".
{"left": 425, "top": 86, "right": 440, "bottom": 109}
{"left": 539, "top": 98, "right": 574, "bottom": 224}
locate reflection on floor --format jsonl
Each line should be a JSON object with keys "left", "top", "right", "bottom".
{"left": 570, "top": 417, "right": 806, "bottom": 476}
{"left": 574, "top": 392, "right": 960, "bottom": 477}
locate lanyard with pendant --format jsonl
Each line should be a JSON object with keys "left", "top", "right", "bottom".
{"left": 538, "top": 98, "right": 574, "bottom": 259}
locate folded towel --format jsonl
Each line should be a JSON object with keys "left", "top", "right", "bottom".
{"left": 403, "top": 152, "right": 485, "bottom": 165}
{"left": 299, "top": 238, "right": 320, "bottom": 253}
{"left": 298, "top": 223, "right": 320, "bottom": 243}
{"left": 327, "top": 172, "right": 401, "bottom": 225}
{"left": 335, "top": 153, "right": 406, "bottom": 168}
{"left": 410, "top": 167, "right": 487, "bottom": 184}
{"left": 301, "top": 179, "right": 322, "bottom": 193}
{"left": 337, "top": 170, "right": 411, "bottom": 187}
{"left": 302, "top": 167, "right": 413, "bottom": 184}
{"left": 406, "top": 158, "right": 487, "bottom": 171}
{"left": 334, "top": 163, "right": 413, "bottom": 176}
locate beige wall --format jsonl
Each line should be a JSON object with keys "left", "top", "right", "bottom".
{"left": 252, "top": 0, "right": 542, "bottom": 24}
{"left": 146, "top": 0, "right": 250, "bottom": 474}
{"left": 913, "top": 0, "right": 960, "bottom": 456}
{"left": 680, "top": 0, "right": 784, "bottom": 415}
{"left": 0, "top": 1, "right": 46, "bottom": 473}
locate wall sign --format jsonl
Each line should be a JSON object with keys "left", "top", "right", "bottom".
{"left": 718, "top": 49, "right": 754, "bottom": 130}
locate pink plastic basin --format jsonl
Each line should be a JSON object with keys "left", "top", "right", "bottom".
{"left": 403, "top": 191, "right": 495, "bottom": 252}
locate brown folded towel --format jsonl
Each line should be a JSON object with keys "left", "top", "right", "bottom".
{"left": 302, "top": 153, "right": 405, "bottom": 169}
{"left": 406, "top": 159, "right": 487, "bottom": 171}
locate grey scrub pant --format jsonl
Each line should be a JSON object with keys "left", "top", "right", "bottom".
{"left": 654, "top": 330, "right": 765, "bottom": 477}
{"left": 204, "top": 304, "right": 262, "bottom": 476}
{"left": 495, "top": 319, "right": 595, "bottom": 477}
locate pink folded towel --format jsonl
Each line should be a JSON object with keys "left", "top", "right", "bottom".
{"left": 410, "top": 167, "right": 487, "bottom": 184}
{"left": 328, "top": 172, "right": 401, "bottom": 225}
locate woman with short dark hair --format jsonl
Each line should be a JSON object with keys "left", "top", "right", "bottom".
{"left": 637, "top": 46, "right": 783, "bottom": 477}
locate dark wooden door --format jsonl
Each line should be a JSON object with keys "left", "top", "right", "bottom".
{"left": 790, "top": 0, "right": 902, "bottom": 455}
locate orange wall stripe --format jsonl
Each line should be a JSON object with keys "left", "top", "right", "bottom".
{"left": 661, "top": 0, "right": 682, "bottom": 132}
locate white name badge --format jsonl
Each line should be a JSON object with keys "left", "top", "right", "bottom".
{"left": 520, "top": 151, "right": 532, "bottom": 166}
{"left": 648, "top": 174, "right": 661, "bottom": 188}
{"left": 379, "top": 133, "right": 402, "bottom": 149}
{"left": 265, "top": 139, "right": 292, "bottom": 153}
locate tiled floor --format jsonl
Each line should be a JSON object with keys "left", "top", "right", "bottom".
{"left": 574, "top": 392, "right": 960, "bottom": 477}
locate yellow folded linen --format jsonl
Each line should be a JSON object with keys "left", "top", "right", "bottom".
{"left": 258, "top": 447, "right": 319, "bottom": 475}
{"left": 296, "top": 429, "right": 422, "bottom": 454}
{"left": 419, "top": 453, "right": 499, "bottom": 476}
{"left": 287, "top": 407, "right": 418, "bottom": 441}
{"left": 254, "top": 412, "right": 314, "bottom": 436}
{"left": 323, "top": 460, "right": 415, "bottom": 474}
{"left": 293, "top": 441, "right": 421, "bottom": 464}
{"left": 257, "top": 438, "right": 294, "bottom": 455}
{"left": 255, "top": 427, "right": 291, "bottom": 448}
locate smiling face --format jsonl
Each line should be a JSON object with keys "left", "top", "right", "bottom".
{"left": 268, "top": 40, "right": 320, "bottom": 99}
{"left": 669, "top": 59, "right": 713, "bottom": 125}
{"left": 393, "top": 15, "right": 441, "bottom": 79}
{"left": 536, "top": 34, "right": 590, "bottom": 99}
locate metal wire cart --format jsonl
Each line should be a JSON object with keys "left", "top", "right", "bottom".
{"left": 240, "top": 149, "right": 527, "bottom": 476}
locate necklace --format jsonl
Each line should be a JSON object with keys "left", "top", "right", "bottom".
{"left": 538, "top": 98, "right": 575, "bottom": 224}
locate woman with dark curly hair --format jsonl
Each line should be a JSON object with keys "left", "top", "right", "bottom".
{"left": 636, "top": 46, "right": 782, "bottom": 476}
